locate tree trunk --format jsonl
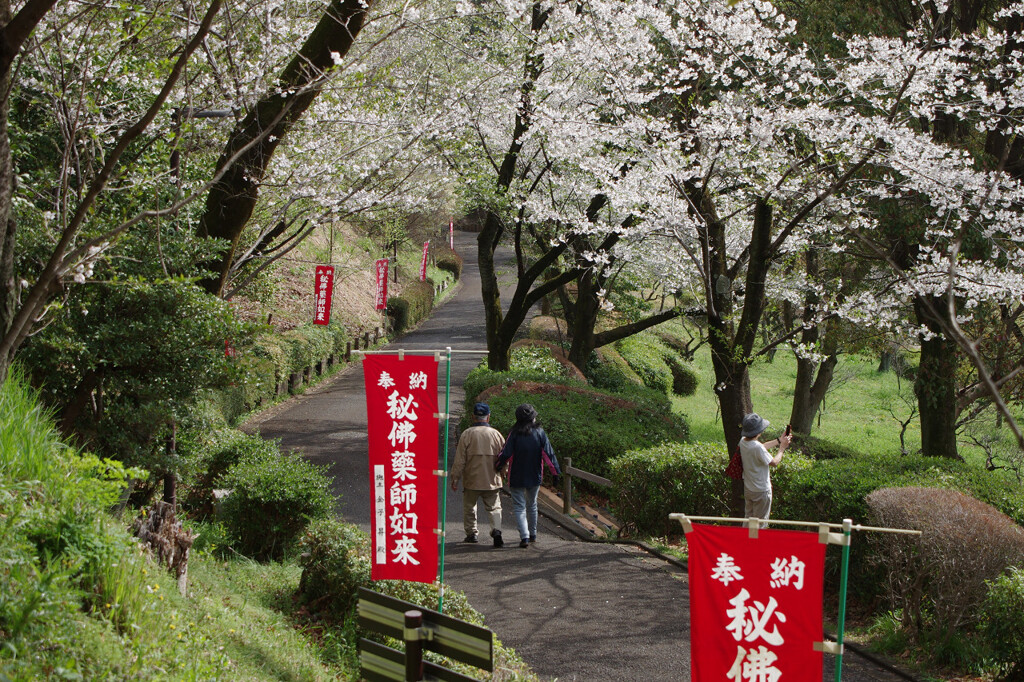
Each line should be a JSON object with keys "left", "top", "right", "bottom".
{"left": 788, "top": 249, "right": 840, "bottom": 435}
{"left": 0, "top": 0, "right": 14, "bottom": 382}
{"left": 197, "top": 0, "right": 374, "bottom": 296}
{"left": 914, "top": 295, "right": 960, "bottom": 458}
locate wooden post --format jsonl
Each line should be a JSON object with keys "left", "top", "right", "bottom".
{"left": 563, "top": 457, "right": 572, "bottom": 515}
{"left": 364, "top": 331, "right": 370, "bottom": 348}
{"left": 404, "top": 610, "right": 423, "bottom": 681}
{"left": 345, "top": 341, "right": 352, "bottom": 361}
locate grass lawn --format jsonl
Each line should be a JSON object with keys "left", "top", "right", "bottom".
{"left": 668, "top": 324, "right": 923, "bottom": 457}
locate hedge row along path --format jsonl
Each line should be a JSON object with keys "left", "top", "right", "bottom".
{"left": 246, "top": 229, "right": 912, "bottom": 681}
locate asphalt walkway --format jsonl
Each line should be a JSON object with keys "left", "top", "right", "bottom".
{"left": 245, "top": 230, "right": 912, "bottom": 681}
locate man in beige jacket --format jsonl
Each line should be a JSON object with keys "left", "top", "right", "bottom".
{"left": 451, "top": 403, "right": 506, "bottom": 547}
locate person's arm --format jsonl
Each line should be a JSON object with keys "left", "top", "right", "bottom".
{"left": 542, "top": 432, "right": 560, "bottom": 475}
{"left": 496, "top": 433, "right": 513, "bottom": 470}
{"left": 768, "top": 434, "right": 791, "bottom": 466}
{"left": 451, "top": 434, "right": 468, "bottom": 490}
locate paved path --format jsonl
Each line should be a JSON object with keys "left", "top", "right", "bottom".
{"left": 245, "top": 230, "right": 911, "bottom": 682}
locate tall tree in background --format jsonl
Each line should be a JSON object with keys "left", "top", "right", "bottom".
{"left": 196, "top": 0, "right": 375, "bottom": 296}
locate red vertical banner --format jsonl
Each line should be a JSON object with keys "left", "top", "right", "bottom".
{"left": 687, "top": 524, "right": 826, "bottom": 681}
{"left": 374, "top": 258, "right": 389, "bottom": 311}
{"left": 363, "top": 355, "right": 440, "bottom": 583}
{"left": 448, "top": 220, "right": 453, "bottom": 249}
{"left": 313, "top": 265, "right": 334, "bottom": 325}
{"left": 419, "top": 241, "right": 429, "bottom": 282}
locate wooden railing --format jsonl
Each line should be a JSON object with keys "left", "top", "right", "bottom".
{"left": 560, "top": 456, "right": 611, "bottom": 515}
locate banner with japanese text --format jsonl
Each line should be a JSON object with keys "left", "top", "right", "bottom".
{"left": 687, "top": 524, "right": 826, "bottom": 681}
{"left": 374, "top": 258, "right": 389, "bottom": 311}
{"left": 420, "top": 241, "right": 429, "bottom": 282}
{"left": 363, "top": 354, "right": 440, "bottom": 583}
{"left": 313, "top": 265, "right": 334, "bottom": 325}
{"left": 448, "top": 220, "right": 453, "bottom": 249}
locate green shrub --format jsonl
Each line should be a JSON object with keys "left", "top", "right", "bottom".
{"left": 664, "top": 353, "right": 699, "bottom": 396}
{"left": 467, "top": 372, "right": 688, "bottom": 478}
{"left": 586, "top": 347, "right": 643, "bottom": 391}
{"left": 220, "top": 444, "right": 336, "bottom": 560}
{"left": 510, "top": 344, "right": 570, "bottom": 377}
{"left": 790, "top": 433, "right": 860, "bottom": 460}
{"left": 461, "top": 365, "right": 583, "bottom": 419}
{"left": 281, "top": 325, "right": 334, "bottom": 374}
{"left": 980, "top": 567, "right": 1024, "bottom": 679}
{"left": 865, "top": 488, "right": 1024, "bottom": 657}
{"left": 615, "top": 334, "right": 673, "bottom": 394}
{"left": 298, "top": 518, "right": 371, "bottom": 620}
{"left": 610, "top": 442, "right": 730, "bottom": 535}
{"left": 388, "top": 281, "right": 434, "bottom": 336}
{"left": 179, "top": 429, "right": 280, "bottom": 518}
{"left": 434, "top": 246, "right": 463, "bottom": 280}
{"left": 251, "top": 333, "right": 291, "bottom": 384}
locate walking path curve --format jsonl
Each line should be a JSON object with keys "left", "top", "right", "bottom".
{"left": 245, "top": 230, "right": 912, "bottom": 682}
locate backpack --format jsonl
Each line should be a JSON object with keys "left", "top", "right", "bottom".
{"left": 724, "top": 445, "right": 743, "bottom": 480}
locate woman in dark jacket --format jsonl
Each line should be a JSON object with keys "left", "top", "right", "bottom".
{"left": 496, "top": 403, "right": 560, "bottom": 548}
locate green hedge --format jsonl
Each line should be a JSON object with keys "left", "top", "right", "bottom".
{"left": 587, "top": 347, "right": 643, "bottom": 391}
{"left": 615, "top": 334, "right": 673, "bottom": 394}
{"left": 609, "top": 442, "right": 731, "bottom": 535}
{"left": 773, "top": 452, "right": 1024, "bottom": 527}
{"left": 388, "top": 281, "right": 434, "bottom": 336}
{"left": 664, "top": 353, "right": 699, "bottom": 396}
{"left": 220, "top": 443, "right": 336, "bottom": 560}
{"left": 210, "top": 321, "right": 352, "bottom": 423}
{"left": 463, "top": 367, "right": 688, "bottom": 478}
{"left": 434, "top": 246, "right": 463, "bottom": 280}
{"left": 981, "top": 567, "right": 1024, "bottom": 678}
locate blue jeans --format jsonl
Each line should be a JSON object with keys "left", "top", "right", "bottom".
{"left": 510, "top": 486, "right": 540, "bottom": 541}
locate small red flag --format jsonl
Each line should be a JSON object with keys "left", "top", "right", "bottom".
{"left": 313, "top": 265, "right": 334, "bottom": 325}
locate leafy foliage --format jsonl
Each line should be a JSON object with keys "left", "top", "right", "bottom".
{"left": 615, "top": 334, "right": 674, "bottom": 394}
{"left": 609, "top": 442, "right": 731, "bottom": 535}
{"left": 220, "top": 443, "right": 336, "bottom": 560}
{"left": 433, "top": 245, "right": 463, "bottom": 280}
{"left": 980, "top": 567, "right": 1024, "bottom": 679}
{"left": 464, "top": 366, "right": 688, "bottom": 478}
{"left": 21, "top": 282, "right": 252, "bottom": 474}
{"left": 388, "top": 281, "right": 435, "bottom": 336}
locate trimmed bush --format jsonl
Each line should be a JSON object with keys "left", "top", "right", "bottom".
{"left": 434, "top": 246, "right": 463, "bottom": 280}
{"left": 388, "top": 280, "right": 434, "bottom": 336}
{"left": 466, "top": 371, "right": 688, "bottom": 478}
{"left": 297, "top": 517, "right": 371, "bottom": 619}
{"left": 527, "top": 315, "right": 569, "bottom": 344}
{"left": 865, "top": 487, "right": 1024, "bottom": 649}
{"left": 610, "top": 442, "right": 730, "bottom": 535}
{"left": 220, "top": 443, "right": 336, "bottom": 560}
{"left": 664, "top": 353, "right": 699, "bottom": 396}
{"left": 586, "top": 346, "right": 643, "bottom": 391}
{"left": 179, "top": 430, "right": 280, "bottom": 518}
{"left": 789, "top": 433, "right": 860, "bottom": 460}
{"left": 980, "top": 567, "right": 1024, "bottom": 679}
{"left": 615, "top": 334, "right": 673, "bottom": 394}
{"left": 510, "top": 339, "right": 586, "bottom": 381}
{"left": 281, "top": 325, "right": 334, "bottom": 374}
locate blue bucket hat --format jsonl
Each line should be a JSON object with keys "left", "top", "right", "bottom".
{"left": 741, "top": 413, "right": 770, "bottom": 438}
{"left": 473, "top": 402, "right": 490, "bottom": 417}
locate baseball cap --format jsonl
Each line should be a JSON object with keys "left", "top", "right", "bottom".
{"left": 473, "top": 402, "right": 490, "bottom": 416}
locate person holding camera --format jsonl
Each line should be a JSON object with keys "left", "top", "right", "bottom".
{"left": 739, "top": 413, "right": 791, "bottom": 526}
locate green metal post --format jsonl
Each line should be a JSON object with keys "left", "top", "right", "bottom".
{"left": 834, "top": 518, "right": 853, "bottom": 682}
{"left": 438, "top": 347, "right": 453, "bottom": 613}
